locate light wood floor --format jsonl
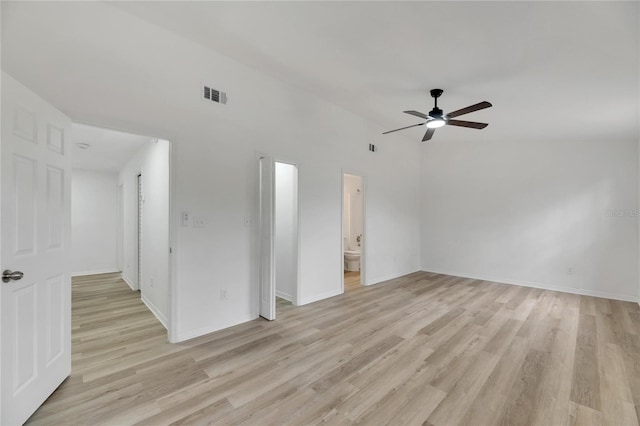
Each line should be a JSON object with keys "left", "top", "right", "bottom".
{"left": 344, "top": 271, "right": 361, "bottom": 291}
{"left": 27, "top": 271, "right": 640, "bottom": 425}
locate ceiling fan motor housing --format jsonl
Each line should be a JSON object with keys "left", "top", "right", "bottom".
{"left": 429, "top": 107, "right": 444, "bottom": 119}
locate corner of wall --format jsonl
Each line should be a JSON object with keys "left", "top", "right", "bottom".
{"left": 141, "top": 294, "right": 168, "bottom": 330}
{"left": 366, "top": 268, "right": 422, "bottom": 287}
{"left": 422, "top": 267, "right": 639, "bottom": 304}
{"left": 122, "top": 274, "right": 137, "bottom": 291}
{"left": 298, "top": 289, "right": 343, "bottom": 306}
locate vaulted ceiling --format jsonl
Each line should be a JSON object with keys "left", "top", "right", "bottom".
{"left": 2, "top": 1, "right": 638, "bottom": 144}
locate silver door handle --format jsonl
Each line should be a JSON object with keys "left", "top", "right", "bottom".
{"left": 2, "top": 270, "right": 24, "bottom": 283}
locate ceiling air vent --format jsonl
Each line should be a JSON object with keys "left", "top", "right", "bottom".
{"left": 203, "top": 85, "right": 227, "bottom": 105}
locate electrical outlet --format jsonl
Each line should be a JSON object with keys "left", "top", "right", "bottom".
{"left": 182, "top": 211, "right": 190, "bottom": 227}
{"left": 220, "top": 289, "right": 228, "bottom": 300}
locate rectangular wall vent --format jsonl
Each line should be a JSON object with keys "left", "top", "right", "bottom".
{"left": 203, "top": 85, "right": 227, "bottom": 105}
{"left": 369, "top": 143, "right": 377, "bottom": 152}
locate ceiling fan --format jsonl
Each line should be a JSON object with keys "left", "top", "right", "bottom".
{"left": 383, "top": 89, "right": 492, "bottom": 142}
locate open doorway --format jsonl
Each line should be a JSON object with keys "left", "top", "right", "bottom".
{"left": 342, "top": 173, "right": 364, "bottom": 291}
{"left": 274, "top": 162, "right": 299, "bottom": 313}
{"left": 258, "top": 157, "right": 300, "bottom": 320}
{"left": 70, "top": 123, "right": 171, "bottom": 331}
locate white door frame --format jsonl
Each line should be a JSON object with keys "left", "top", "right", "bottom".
{"left": 136, "top": 171, "right": 143, "bottom": 292}
{"left": 258, "top": 155, "right": 276, "bottom": 320}
{"left": 117, "top": 183, "right": 124, "bottom": 272}
{"left": 167, "top": 140, "right": 178, "bottom": 343}
{"left": 341, "top": 169, "right": 367, "bottom": 293}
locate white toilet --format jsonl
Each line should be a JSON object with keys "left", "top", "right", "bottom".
{"left": 344, "top": 237, "right": 361, "bottom": 271}
{"left": 344, "top": 249, "right": 361, "bottom": 271}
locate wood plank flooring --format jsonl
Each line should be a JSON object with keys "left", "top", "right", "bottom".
{"left": 344, "top": 271, "right": 361, "bottom": 292}
{"left": 26, "top": 271, "right": 640, "bottom": 425}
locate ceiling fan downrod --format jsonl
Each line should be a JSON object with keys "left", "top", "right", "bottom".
{"left": 430, "top": 89, "right": 444, "bottom": 117}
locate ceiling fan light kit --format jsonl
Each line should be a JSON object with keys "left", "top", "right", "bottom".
{"left": 426, "top": 119, "right": 446, "bottom": 129}
{"left": 383, "top": 88, "right": 492, "bottom": 141}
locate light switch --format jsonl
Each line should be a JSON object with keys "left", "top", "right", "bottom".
{"left": 181, "top": 211, "right": 190, "bottom": 227}
{"left": 193, "top": 217, "right": 206, "bottom": 228}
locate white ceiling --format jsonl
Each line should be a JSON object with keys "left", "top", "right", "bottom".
{"left": 1, "top": 1, "right": 638, "bottom": 145}
{"left": 111, "top": 1, "right": 640, "bottom": 142}
{"left": 71, "top": 123, "right": 150, "bottom": 172}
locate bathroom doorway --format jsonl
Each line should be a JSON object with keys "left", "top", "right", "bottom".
{"left": 342, "top": 173, "right": 364, "bottom": 291}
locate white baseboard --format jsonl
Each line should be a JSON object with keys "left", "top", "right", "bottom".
{"left": 175, "top": 312, "right": 257, "bottom": 343}
{"left": 141, "top": 294, "right": 168, "bottom": 330}
{"left": 122, "top": 274, "right": 137, "bottom": 291}
{"left": 72, "top": 268, "right": 120, "bottom": 277}
{"left": 275, "top": 290, "right": 293, "bottom": 302}
{"left": 421, "top": 268, "right": 639, "bottom": 303}
{"left": 366, "top": 268, "right": 421, "bottom": 287}
{"left": 299, "top": 270, "right": 421, "bottom": 305}
{"left": 299, "top": 288, "right": 343, "bottom": 305}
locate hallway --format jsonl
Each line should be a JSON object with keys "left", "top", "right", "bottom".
{"left": 26, "top": 273, "right": 169, "bottom": 424}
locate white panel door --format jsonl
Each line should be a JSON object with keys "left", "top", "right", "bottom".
{"left": 259, "top": 156, "right": 275, "bottom": 320}
{"left": 1, "top": 72, "right": 72, "bottom": 425}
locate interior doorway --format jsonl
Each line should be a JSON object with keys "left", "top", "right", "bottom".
{"left": 259, "top": 157, "right": 300, "bottom": 320}
{"left": 274, "top": 162, "right": 299, "bottom": 312}
{"left": 70, "top": 123, "right": 171, "bottom": 331}
{"left": 342, "top": 173, "right": 364, "bottom": 291}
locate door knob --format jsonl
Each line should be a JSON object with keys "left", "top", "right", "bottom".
{"left": 2, "top": 270, "right": 24, "bottom": 283}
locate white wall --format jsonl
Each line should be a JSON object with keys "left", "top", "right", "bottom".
{"left": 275, "top": 162, "right": 298, "bottom": 302}
{"left": 0, "top": 2, "right": 422, "bottom": 341}
{"left": 343, "top": 174, "right": 363, "bottom": 252}
{"left": 420, "top": 137, "right": 639, "bottom": 301}
{"left": 71, "top": 170, "right": 119, "bottom": 276}
{"left": 119, "top": 139, "right": 170, "bottom": 327}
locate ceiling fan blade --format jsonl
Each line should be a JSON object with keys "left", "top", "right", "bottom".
{"left": 422, "top": 128, "right": 435, "bottom": 141}
{"left": 447, "top": 101, "right": 492, "bottom": 118}
{"left": 447, "top": 119, "right": 489, "bottom": 129}
{"left": 382, "top": 122, "right": 425, "bottom": 135}
{"left": 403, "top": 110, "right": 429, "bottom": 120}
